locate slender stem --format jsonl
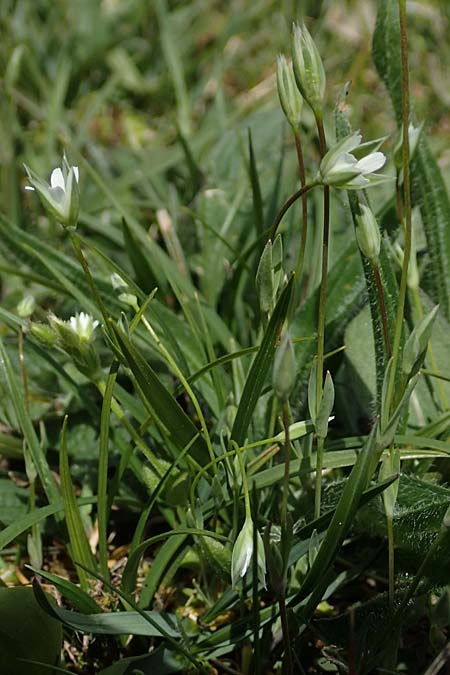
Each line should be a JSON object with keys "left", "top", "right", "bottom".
{"left": 373, "top": 264, "right": 392, "bottom": 358}
{"left": 279, "top": 595, "right": 293, "bottom": 675}
{"left": 293, "top": 131, "right": 309, "bottom": 283}
{"left": 314, "top": 436, "right": 324, "bottom": 519}
{"left": 385, "top": 0, "right": 412, "bottom": 414}
{"left": 235, "top": 441, "right": 251, "bottom": 519}
{"left": 97, "top": 361, "right": 118, "bottom": 580}
{"left": 18, "top": 329, "right": 29, "bottom": 409}
{"left": 269, "top": 183, "right": 316, "bottom": 242}
{"left": 315, "top": 115, "right": 329, "bottom": 413}
{"left": 387, "top": 513, "right": 395, "bottom": 611}
{"left": 281, "top": 401, "right": 291, "bottom": 532}
{"left": 69, "top": 231, "right": 110, "bottom": 327}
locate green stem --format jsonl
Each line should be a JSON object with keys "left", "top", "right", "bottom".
{"left": 315, "top": 115, "right": 329, "bottom": 414}
{"left": 314, "top": 436, "right": 324, "bottom": 520}
{"left": 385, "top": 0, "right": 412, "bottom": 414}
{"left": 69, "top": 231, "right": 110, "bottom": 328}
{"left": 373, "top": 264, "right": 392, "bottom": 359}
{"left": 387, "top": 513, "right": 395, "bottom": 612}
{"left": 281, "top": 401, "right": 291, "bottom": 532}
{"left": 234, "top": 441, "right": 252, "bottom": 519}
{"left": 269, "top": 183, "right": 316, "bottom": 242}
{"left": 96, "top": 362, "right": 118, "bottom": 580}
{"left": 279, "top": 595, "right": 293, "bottom": 675}
{"left": 293, "top": 131, "right": 308, "bottom": 283}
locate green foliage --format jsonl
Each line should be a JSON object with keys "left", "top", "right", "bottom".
{"left": 0, "top": 586, "right": 62, "bottom": 675}
{"left": 1, "top": 1, "right": 450, "bottom": 673}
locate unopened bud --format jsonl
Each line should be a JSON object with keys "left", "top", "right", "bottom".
{"left": 17, "top": 295, "right": 36, "bottom": 318}
{"left": 273, "top": 331, "right": 296, "bottom": 401}
{"left": 276, "top": 54, "right": 303, "bottom": 132}
{"left": 291, "top": 22, "right": 326, "bottom": 118}
{"left": 231, "top": 516, "right": 266, "bottom": 588}
{"left": 29, "top": 322, "right": 58, "bottom": 346}
{"left": 355, "top": 203, "right": 381, "bottom": 265}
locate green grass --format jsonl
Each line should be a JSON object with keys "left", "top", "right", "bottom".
{"left": 1, "top": 1, "right": 450, "bottom": 673}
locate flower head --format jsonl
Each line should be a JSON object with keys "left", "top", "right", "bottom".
{"left": 24, "top": 156, "right": 79, "bottom": 228}
{"left": 318, "top": 132, "right": 389, "bottom": 190}
{"left": 48, "top": 311, "right": 100, "bottom": 377}
{"left": 231, "top": 516, "right": 266, "bottom": 588}
{"left": 68, "top": 312, "right": 99, "bottom": 342}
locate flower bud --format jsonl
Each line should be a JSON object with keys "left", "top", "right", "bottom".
{"left": 17, "top": 295, "right": 36, "bottom": 318}
{"left": 276, "top": 54, "right": 303, "bottom": 132}
{"left": 291, "top": 22, "right": 326, "bottom": 118}
{"left": 231, "top": 516, "right": 266, "bottom": 588}
{"left": 355, "top": 203, "right": 381, "bottom": 265}
{"left": 24, "top": 157, "right": 79, "bottom": 228}
{"left": 28, "top": 322, "right": 58, "bottom": 346}
{"left": 273, "top": 331, "right": 296, "bottom": 401}
{"left": 256, "top": 239, "right": 274, "bottom": 317}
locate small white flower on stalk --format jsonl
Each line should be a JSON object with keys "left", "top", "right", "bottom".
{"left": 24, "top": 157, "right": 79, "bottom": 228}
{"left": 49, "top": 311, "right": 100, "bottom": 378}
{"left": 68, "top": 312, "right": 99, "bottom": 342}
{"left": 277, "top": 54, "right": 303, "bottom": 132}
{"left": 291, "top": 22, "right": 326, "bottom": 118}
{"left": 231, "top": 516, "right": 266, "bottom": 588}
{"left": 318, "top": 132, "right": 389, "bottom": 190}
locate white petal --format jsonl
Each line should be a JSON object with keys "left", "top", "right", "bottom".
{"left": 355, "top": 152, "right": 386, "bottom": 174}
{"left": 73, "top": 166, "right": 79, "bottom": 183}
{"left": 335, "top": 132, "right": 362, "bottom": 155}
{"left": 50, "top": 168, "right": 65, "bottom": 191}
{"left": 25, "top": 186, "right": 35, "bottom": 191}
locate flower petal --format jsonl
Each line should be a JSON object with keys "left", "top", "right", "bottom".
{"left": 355, "top": 152, "right": 386, "bottom": 174}
{"left": 50, "top": 168, "right": 65, "bottom": 191}
{"left": 25, "top": 186, "right": 35, "bottom": 191}
{"left": 73, "top": 166, "right": 80, "bottom": 183}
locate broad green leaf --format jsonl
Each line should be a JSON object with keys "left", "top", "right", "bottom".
{"left": 32, "top": 579, "right": 179, "bottom": 637}
{"left": 0, "top": 586, "right": 62, "bottom": 675}
{"left": 27, "top": 566, "right": 101, "bottom": 614}
{"left": 99, "top": 648, "right": 186, "bottom": 675}
{"left": 0, "top": 497, "right": 96, "bottom": 552}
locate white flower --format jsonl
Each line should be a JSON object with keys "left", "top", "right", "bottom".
{"left": 231, "top": 516, "right": 266, "bottom": 588}
{"left": 68, "top": 312, "right": 99, "bottom": 342}
{"left": 24, "top": 157, "right": 80, "bottom": 227}
{"left": 318, "top": 132, "right": 390, "bottom": 189}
